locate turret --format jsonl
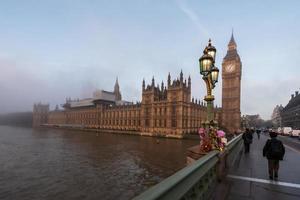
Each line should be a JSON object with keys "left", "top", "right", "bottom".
{"left": 142, "top": 79, "right": 145, "bottom": 91}
{"left": 180, "top": 69, "right": 183, "bottom": 83}
{"left": 151, "top": 76, "right": 155, "bottom": 87}
{"left": 114, "top": 77, "right": 122, "bottom": 101}
{"left": 32, "top": 103, "right": 49, "bottom": 127}
{"left": 168, "top": 72, "right": 171, "bottom": 87}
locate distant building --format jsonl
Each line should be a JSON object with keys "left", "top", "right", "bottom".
{"left": 242, "top": 114, "right": 263, "bottom": 128}
{"left": 271, "top": 105, "right": 283, "bottom": 128}
{"left": 33, "top": 34, "right": 242, "bottom": 137}
{"left": 32, "top": 103, "right": 49, "bottom": 127}
{"left": 281, "top": 91, "right": 300, "bottom": 129}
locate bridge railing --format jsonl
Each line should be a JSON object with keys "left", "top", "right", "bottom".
{"left": 133, "top": 134, "right": 243, "bottom": 200}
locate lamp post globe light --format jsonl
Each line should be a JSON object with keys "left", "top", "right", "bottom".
{"left": 199, "top": 39, "right": 220, "bottom": 127}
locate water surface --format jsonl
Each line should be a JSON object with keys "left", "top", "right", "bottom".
{"left": 0, "top": 126, "right": 197, "bottom": 200}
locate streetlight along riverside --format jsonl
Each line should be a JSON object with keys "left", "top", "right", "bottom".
{"left": 199, "top": 39, "right": 220, "bottom": 127}
{"left": 198, "top": 39, "right": 223, "bottom": 152}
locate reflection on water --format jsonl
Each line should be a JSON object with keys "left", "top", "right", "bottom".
{"left": 0, "top": 125, "right": 197, "bottom": 200}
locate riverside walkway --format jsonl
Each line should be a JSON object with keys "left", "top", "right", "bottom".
{"left": 226, "top": 133, "right": 300, "bottom": 200}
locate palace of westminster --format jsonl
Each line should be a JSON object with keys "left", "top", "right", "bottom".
{"left": 33, "top": 34, "right": 242, "bottom": 138}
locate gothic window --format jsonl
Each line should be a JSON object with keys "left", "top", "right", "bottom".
{"left": 172, "top": 102, "right": 176, "bottom": 128}
{"left": 145, "top": 107, "right": 150, "bottom": 127}
{"left": 172, "top": 119, "right": 176, "bottom": 128}
{"left": 172, "top": 103, "right": 176, "bottom": 115}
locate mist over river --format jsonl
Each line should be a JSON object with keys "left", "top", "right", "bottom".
{"left": 0, "top": 126, "right": 197, "bottom": 200}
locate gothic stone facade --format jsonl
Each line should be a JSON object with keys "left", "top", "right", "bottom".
{"left": 34, "top": 72, "right": 222, "bottom": 138}
{"left": 33, "top": 35, "right": 241, "bottom": 137}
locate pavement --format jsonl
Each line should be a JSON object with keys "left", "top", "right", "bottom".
{"left": 225, "top": 133, "right": 300, "bottom": 200}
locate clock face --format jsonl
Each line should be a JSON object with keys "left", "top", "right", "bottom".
{"left": 225, "top": 64, "right": 235, "bottom": 72}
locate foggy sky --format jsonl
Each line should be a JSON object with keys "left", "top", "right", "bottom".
{"left": 0, "top": 0, "right": 300, "bottom": 120}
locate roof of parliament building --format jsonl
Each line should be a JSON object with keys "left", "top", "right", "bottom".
{"left": 63, "top": 78, "right": 130, "bottom": 109}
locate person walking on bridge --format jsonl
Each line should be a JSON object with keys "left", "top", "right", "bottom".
{"left": 242, "top": 128, "right": 253, "bottom": 153}
{"left": 263, "top": 131, "right": 285, "bottom": 180}
{"left": 256, "top": 129, "right": 261, "bottom": 139}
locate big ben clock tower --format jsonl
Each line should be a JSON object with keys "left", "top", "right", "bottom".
{"left": 222, "top": 33, "right": 242, "bottom": 133}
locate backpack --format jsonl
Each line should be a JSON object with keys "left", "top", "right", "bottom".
{"left": 244, "top": 133, "right": 252, "bottom": 144}
{"left": 269, "top": 140, "right": 284, "bottom": 159}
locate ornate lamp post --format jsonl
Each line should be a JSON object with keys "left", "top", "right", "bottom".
{"left": 199, "top": 39, "right": 220, "bottom": 127}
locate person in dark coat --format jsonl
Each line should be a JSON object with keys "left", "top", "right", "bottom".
{"left": 242, "top": 128, "right": 253, "bottom": 153}
{"left": 263, "top": 131, "right": 285, "bottom": 180}
{"left": 256, "top": 129, "right": 261, "bottom": 139}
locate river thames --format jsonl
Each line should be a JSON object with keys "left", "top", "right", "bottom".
{"left": 0, "top": 125, "right": 198, "bottom": 200}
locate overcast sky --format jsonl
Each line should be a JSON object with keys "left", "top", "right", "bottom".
{"left": 0, "top": 0, "right": 299, "bottom": 119}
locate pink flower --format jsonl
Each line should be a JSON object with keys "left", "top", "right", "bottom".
{"left": 217, "top": 130, "right": 225, "bottom": 137}
{"left": 198, "top": 128, "right": 206, "bottom": 138}
{"left": 198, "top": 128, "right": 205, "bottom": 135}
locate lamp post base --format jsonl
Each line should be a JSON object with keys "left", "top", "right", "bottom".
{"left": 202, "top": 120, "right": 218, "bottom": 129}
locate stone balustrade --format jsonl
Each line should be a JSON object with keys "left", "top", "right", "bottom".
{"left": 133, "top": 134, "right": 243, "bottom": 200}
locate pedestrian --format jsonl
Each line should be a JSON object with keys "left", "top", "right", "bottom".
{"left": 263, "top": 131, "right": 285, "bottom": 180}
{"left": 256, "top": 129, "right": 261, "bottom": 139}
{"left": 233, "top": 131, "right": 238, "bottom": 138}
{"left": 242, "top": 128, "right": 253, "bottom": 153}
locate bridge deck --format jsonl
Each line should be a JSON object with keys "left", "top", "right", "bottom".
{"left": 225, "top": 133, "right": 300, "bottom": 200}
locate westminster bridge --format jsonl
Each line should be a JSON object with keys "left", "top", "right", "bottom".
{"left": 133, "top": 133, "right": 300, "bottom": 200}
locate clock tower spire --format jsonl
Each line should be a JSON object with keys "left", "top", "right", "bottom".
{"left": 221, "top": 32, "right": 242, "bottom": 134}
{"left": 228, "top": 31, "right": 237, "bottom": 50}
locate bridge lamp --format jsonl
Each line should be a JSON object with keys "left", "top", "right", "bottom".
{"left": 198, "top": 39, "right": 219, "bottom": 126}
{"left": 211, "top": 66, "right": 219, "bottom": 86}
{"left": 199, "top": 51, "right": 213, "bottom": 76}
{"left": 206, "top": 39, "right": 217, "bottom": 61}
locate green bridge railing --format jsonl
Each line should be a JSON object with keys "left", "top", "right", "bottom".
{"left": 133, "top": 134, "right": 243, "bottom": 200}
